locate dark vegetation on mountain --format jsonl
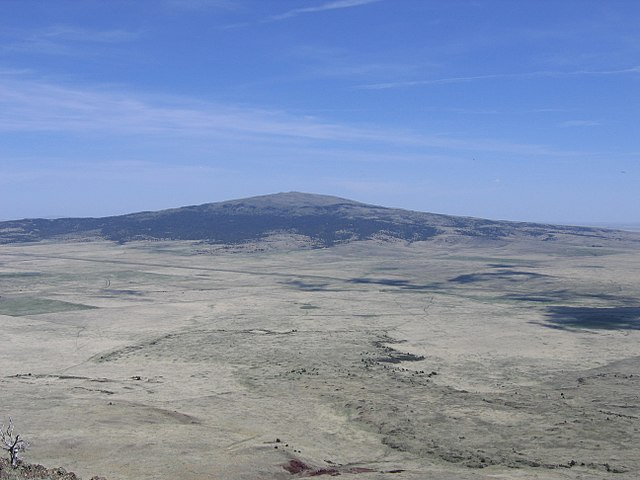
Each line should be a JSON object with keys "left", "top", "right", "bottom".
{"left": 0, "top": 192, "right": 635, "bottom": 246}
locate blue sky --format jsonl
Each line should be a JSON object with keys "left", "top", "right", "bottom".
{"left": 0, "top": 0, "right": 638, "bottom": 224}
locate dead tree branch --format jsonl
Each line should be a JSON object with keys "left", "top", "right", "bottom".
{"left": 1, "top": 418, "right": 28, "bottom": 468}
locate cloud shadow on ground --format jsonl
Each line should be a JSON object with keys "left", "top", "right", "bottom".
{"left": 504, "top": 291, "right": 630, "bottom": 304}
{"left": 348, "top": 277, "right": 441, "bottom": 291}
{"left": 540, "top": 306, "right": 640, "bottom": 331}
{"left": 449, "top": 270, "right": 549, "bottom": 284}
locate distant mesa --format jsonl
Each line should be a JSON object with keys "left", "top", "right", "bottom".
{"left": 0, "top": 192, "right": 637, "bottom": 247}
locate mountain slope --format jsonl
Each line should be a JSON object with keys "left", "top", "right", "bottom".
{"left": 0, "top": 192, "right": 636, "bottom": 246}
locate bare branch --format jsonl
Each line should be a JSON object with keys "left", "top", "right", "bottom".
{"left": 0, "top": 417, "right": 28, "bottom": 468}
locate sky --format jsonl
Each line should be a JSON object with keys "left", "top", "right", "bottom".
{"left": 0, "top": 0, "right": 638, "bottom": 224}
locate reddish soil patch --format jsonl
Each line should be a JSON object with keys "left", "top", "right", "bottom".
{"left": 306, "top": 467, "right": 341, "bottom": 476}
{"left": 283, "top": 459, "right": 313, "bottom": 474}
{"left": 347, "top": 467, "right": 376, "bottom": 473}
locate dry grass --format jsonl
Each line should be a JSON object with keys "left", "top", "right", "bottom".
{"left": 1, "top": 237, "right": 639, "bottom": 479}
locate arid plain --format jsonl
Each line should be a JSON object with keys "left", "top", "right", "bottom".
{"left": 1, "top": 234, "right": 639, "bottom": 479}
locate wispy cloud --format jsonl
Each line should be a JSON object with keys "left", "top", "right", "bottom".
{"left": 219, "top": 0, "right": 384, "bottom": 29}
{"left": 529, "top": 108, "right": 571, "bottom": 113}
{"left": 1, "top": 25, "right": 138, "bottom": 55}
{"left": 0, "top": 79, "right": 367, "bottom": 142}
{"left": 358, "top": 66, "right": 640, "bottom": 90}
{"left": 286, "top": 44, "right": 423, "bottom": 82}
{"left": 0, "top": 77, "right": 589, "bottom": 158}
{"left": 40, "top": 26, "right": 138, "bottom": 43}
{"left": 559, "top": 120, "right": 601, "bottom": 128}
{"left": 270, "top": 0, "right": 383, "bottom": 21}
{"left": 0, "top": 68, "right": 33, "bottom": 76}
{"left": 164, "top": 0, "right": 237, "bottom": 9}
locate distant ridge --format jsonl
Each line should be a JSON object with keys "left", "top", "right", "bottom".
{"left": 0, "top": 192, "right": 637, "bottom": 246}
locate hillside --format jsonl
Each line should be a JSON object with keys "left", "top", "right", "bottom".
{"left": 0, "top": 192, "right": 636, "bottom": 246}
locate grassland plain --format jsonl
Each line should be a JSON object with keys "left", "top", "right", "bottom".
{"left": 0, "top": 236, "right": 639, "bottom": 479}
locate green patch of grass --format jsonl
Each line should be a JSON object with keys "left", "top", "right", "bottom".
{"left": 0, "top": 272, "right": 41, "bottom": 278}
{"left": 558, "top": 248, "right": 620, "bottom": 257}
{"left": 0, "top": 297, "right": 97, "bottom": 316}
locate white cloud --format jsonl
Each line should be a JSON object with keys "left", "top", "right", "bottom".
{"left": 559, "top": 120, "right": 601, "bottom": 128}
{"left": 287, "top": 44, "right": 422, "bottom": 81}
{"left": 358, "top": 66, "right": 640, "bottom": 90}
{"left": 359, "top": 73, "right": 518, "bottom": 90}
{"left": 41, "top": 25, "right": 138, "bottom": 43}
{"left": 0, "top": 68, "right": 33, "bottom": 76}
{"left": 0, "top": 25, "right": 138, "bottom": 55}
{"left": 270, "top": 0, "right": 383, "bottom": 21}
{"left": 0, "top": 77, "right": 589, "bottom": 158}
{"left": 164, "top": 0, "right": 238, "bottom": 11}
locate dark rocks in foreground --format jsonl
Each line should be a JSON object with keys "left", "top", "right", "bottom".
{"left": 0, "top": 459, "right": 105, "bottom": 480}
